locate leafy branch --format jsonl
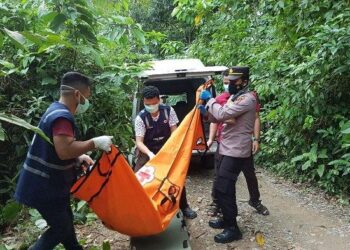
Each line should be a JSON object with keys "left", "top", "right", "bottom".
{"left": 0, "top": 113, "right": 52, "bottom": 144}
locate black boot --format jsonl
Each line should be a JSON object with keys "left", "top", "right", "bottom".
{"left": 214, "top": 226, "right": 242, "bottom": 243}
{"left": 181, "top": 206, "right": 197, "bottom": 219}
{"left": 208, "top": 218, "right": 225, "bottom": 229}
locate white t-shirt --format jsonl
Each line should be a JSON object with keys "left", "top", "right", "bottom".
{"left": 135, "top": 107, "right": 179, "bottom": 137}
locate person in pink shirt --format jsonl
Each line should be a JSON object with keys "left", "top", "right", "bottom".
{"left": 206, "top": 67, "right": 269, "bottom": 218}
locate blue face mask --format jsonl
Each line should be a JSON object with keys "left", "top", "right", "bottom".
{"left": 144, "top": 103, "right": 159, "bottom": 114}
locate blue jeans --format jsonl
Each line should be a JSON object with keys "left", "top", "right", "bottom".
{"left": 31, "top": 200, "right": 82, "bottom": 250}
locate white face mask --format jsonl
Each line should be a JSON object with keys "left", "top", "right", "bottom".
{"left": 223, "top": 84, "right": 229, "bottom": 92}
{"left": 144, "top": 103, "right": 159, "bottom": 113}
{"left": 61, "top": 85, "right": 90, "bottom": 114}
{"left": 75, "top": 93, "right": 90, "bottom": 114}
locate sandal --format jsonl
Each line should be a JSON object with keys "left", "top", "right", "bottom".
{"left": 249, "top": 200, "right": 270, "bottom": 216}
{"left": 207, "top": 202, "right": 221, "bottom": 217}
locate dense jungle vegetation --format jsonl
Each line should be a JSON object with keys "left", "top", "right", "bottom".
{"left": 0, "top": 0, "right": 350, "bottom": 247}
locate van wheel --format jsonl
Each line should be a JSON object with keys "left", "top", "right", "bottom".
{"left": 201, "top": 154, "right": 215, "bottom": 169}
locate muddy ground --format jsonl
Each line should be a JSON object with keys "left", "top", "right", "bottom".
{"left": 75, "top": 165, "right": 350, "bottom": 250}
{"left": 2, "top": 165, "right": 350, "bottom": 249}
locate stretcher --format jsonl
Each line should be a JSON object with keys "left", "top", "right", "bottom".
{"left": 130, "top": 211, "right": 191, "bottom": 249}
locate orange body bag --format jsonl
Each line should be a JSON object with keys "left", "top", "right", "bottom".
{"left": 71, "top": 84, "right": 209, "bottom": 237}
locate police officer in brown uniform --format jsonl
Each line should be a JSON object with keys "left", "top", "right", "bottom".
{"left": 207, "top": 68, "right": 269, "bottom": 217}
{"left": 198, "top": 66, "right": 258, "bottom": 243}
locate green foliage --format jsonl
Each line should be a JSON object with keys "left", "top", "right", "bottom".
{"left": 102, "top": 241, "right": 111, "bottom": 250}
{"left": 28, "top": 207, "right": 46, "bottom": 231}
{"left": 173, "top": 0, "right": 350, "bottom": 197}
{"left": 0, "top": 0, "right": 152, "bottom": 204}
{"left": 129, "top": 0, "right": 193, "bottom": 57}
{"left": 0, "top": 113, "right": 52, "bottom": 144}
{"left": 71, "top": 200, "right": 97, "bottom": 224}
{"left": 88, "top": 241, "right": 111, "bottom": 250}
{"left": 160, "top": 40, "right": 186, "bottom": 58}
{"left": 0, "top": 201, "right": 22, "bottom": 226}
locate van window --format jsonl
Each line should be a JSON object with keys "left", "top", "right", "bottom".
{"left": 166, "top": 93, "right": 187, "bottom": 106}
{"left": 166, "top": 94, "right": 188, "bottom": 122}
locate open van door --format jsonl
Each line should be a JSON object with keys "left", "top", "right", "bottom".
{"left": 133, "top": 59, "right": 227, "bottom": 121}
{"left": 139, "top": 59, "right": 227, "bottom": 81}
{"left": 132, "top": 59, "right": 227, "bottom": 168}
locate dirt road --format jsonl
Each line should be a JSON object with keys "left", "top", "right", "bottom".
{"left": 3, "top": 166, "right": 348, "bottom": 249}
{"left": 186, "top": 167, "right": 350, "bottom": 250}
{"left": 77, "top": 166, "right": 350, "bottom": 249}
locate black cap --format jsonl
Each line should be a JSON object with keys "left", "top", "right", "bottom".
{"left": 227, "top": 66, "right": 249, "bottom": 82}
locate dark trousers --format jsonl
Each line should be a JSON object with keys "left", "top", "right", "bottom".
{"left": 31, "top": 201, "right": 82, "bottom": 250}
{"left": 244, "top": 156, "right": 260, "bottom": 203}
{"left": 211, "top": 146, "right": 223, "bottom": 204}
{"left": 211, "top": 145, "right": 260, "bottom": 204}
{"left": 214, "top": 155, "right": 253, "bottom": 226}
{"left": 134, "top": 152, "right": 189, "bottom": 210}
{"left": 179, "top": 186, "right": 189, "bottom": 210}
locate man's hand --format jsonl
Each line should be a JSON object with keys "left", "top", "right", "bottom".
{"left": 252, "top": 141, "right": 259, "bottom": 155}
{"left": 78, "top": 154, "right": 94, "bottom": 172}
{"left": 78, "top": 154, "right": 94, "bottom": 165}
{"left": 197, "top": 104, "right": 207, "bottom": 116}
{"left": 207, "top": 139, "right": 213, "bottom": 148}
{"left": 92, "top": 136, "right": 113, "bottom": 152}
{"left": 199, "top": 90, "right": 212, "bottom": 101}
{"left": 147, "top": 151, "right": 155, "bottom": 160}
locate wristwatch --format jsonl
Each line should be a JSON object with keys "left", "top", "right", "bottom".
{"left": 252, "top": 136, "right": 260, "bottom": 143}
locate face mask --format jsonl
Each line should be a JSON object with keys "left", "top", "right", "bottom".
{"left": 228, "top": 83, "right": 242, "bottom": 95}
{"left": 76, "top": 93, "right": 90, "bottom": 114}
{"left": 61, "top": 85, "right": 90, "bottom": 114}
{"left": 223, "top": 84, "right": 229, "bottom": 92}
{"left": 144, "top": 103, "right": 159, "bottom": 114}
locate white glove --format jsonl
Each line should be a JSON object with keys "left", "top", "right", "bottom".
{"left": 92, "top": 136, "right": 113, "bottom": 152}
{"left": 147, "top": 151, "right": 155, "bottom": 160}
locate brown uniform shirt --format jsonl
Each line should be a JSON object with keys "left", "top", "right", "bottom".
{"left": 206, "top": 92, "right": 256, "bottom": 158}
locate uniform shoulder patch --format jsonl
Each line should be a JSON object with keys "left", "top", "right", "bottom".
{"left": 227, "top": 98, "right": 234, "bottom": 107}
{"left": 233, "top": 95, "right": 246, "bottom": 104}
